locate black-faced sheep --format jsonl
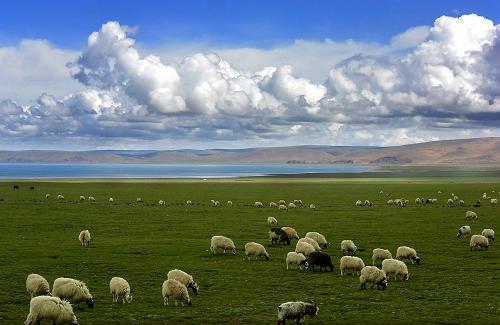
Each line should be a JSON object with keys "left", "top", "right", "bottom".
{"left": 277, "top": 301, "right": 318, "bottom": 324}
{"left": 269, "top": 228, "right": 291, "bottom": 246}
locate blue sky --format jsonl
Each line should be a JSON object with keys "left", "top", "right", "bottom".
{"left": 1, "top": 1, "right": 500, "bottom": 150}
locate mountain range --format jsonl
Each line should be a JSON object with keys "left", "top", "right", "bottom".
{"left": 1, "top": 137, "right": 499, "bottom": 165}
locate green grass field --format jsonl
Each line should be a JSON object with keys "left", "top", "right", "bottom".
{"left": 1, "top": 178, "right": 499, "bottom": 324}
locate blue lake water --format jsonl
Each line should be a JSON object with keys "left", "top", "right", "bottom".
{"left": 0, "top": 163, "right": 376, "bottom": 179}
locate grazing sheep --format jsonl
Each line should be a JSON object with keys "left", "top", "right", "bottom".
{"left": 286, "top": 252, "right": 306, "bottom": 270}
{"left": 309, "top": 203, "right": 316, "bottom": 209}
{"left": 211, "top": 200, "right": 220, "bottom": 207}
{"left": 78, "top": 230, "right": 91, "bottom": 247}
{"left": 293, "top": 199, "right": 303, "bottom": 206}
{"left": 282, "top": 227, "right": 300, "bottom": 240}
{"left": 382, "top": 259, "right": 409, "bottom": 281}
{"left": 57, "top": 195, "right": 65, "bottom": 201}
{"left": 109, "top": 277, "right": 132, "bottom": 304}
{"left": 364, "top": 200, "right": 373, "bottom": 207}
{"left": 210, "top": 235, "right": 236, "bottom": 255}
{"left": 269, "top": 228, "right": 291, "bottom": 246}
{"left": 278, "top": 204, "right": 288, "bottom": 211}
{"left": 52, "top": 277, "right": 94, "bottom": 309}
{"left": 304, "top": 251, "right": 334, "bottom": 272}
{"left": 167, "top": 269, "right": 199, "bottom": 295}
{"left": 30, "top": 186, "right": 35, "bottom": 190}
{"left": 355, "top": 200, "right": 363, "bottom": 206}
{"left": 88, "top": 196, "right": 96, "bottom": 202}
{"left": 162, "top": 279, "right": 191, "bottom": 306}
{"left": 305, "top": 232, "right": 328, "bottom": 249}
{"left": 295, "top": 241, "right": 315, "bottom": 256}
{"left": 466, "top": 211, "right": 478, "bottom": 221}
{"left": 470, "top": 235, "right": 489, "bottom": 251}
{"left": 341, "top": 240, "right": 357, "bottom": 256}
{"left": 447, "top": 198, "right": 454, "bottom": 206}
{"left": 136, "top": 198, "right": 143, "bottom": 203}
{"left": 158, "top": 200, "right": 166, "bottom": 206}
{"left": 109, "top": 197, "right": 114, "bottom": 203}
{"left": 453, "top": 195, "right": 459, "bottom": 201}
{"left": 267, "top": 217, "right": 278, "bottom": 225}
{"left": 277, "top": 301, "right": 319, "bottom": 325}
{"left": 79, "top": 196, "right": 85, "bottom": 201}
{"left": 491, "top": 198, "right": 498, "bottom": 206}
{"left": 431, "top": 198, "right": 438, "bottom": 204}
{"left": 359, "top": 266, "right": 388, "bottom": 290}
{"left": 298, "top": 237, "right": 321, "bottom": 251}
{"left": 481, "top": 229, "right": 495, "bottom": 242}
{"left": 186, "top": 200, "right": 193, "bottom": 205}
{"left": 24, "top": 296, "right": 78, "bottom": 325}
{"left": 26, "top": 274, "right": 51, "bottom": 298}
{"left": 372, "top": 248, "right": 392, "bottom": 266}
{"left": 226, "top": 200, "right": 233, "bottom": 207}
{"left": 278, "top": 200, "right": 286, "bottom": 205}
{"left": 244, "top": 242, "right": 270, "bottom": 261}
{"left": 482, "top": 192, "right": 488, "bottom": 199}
{"left": 45, "top": 194, "right": 51, "bottom": 199}
{"left": 459, "top": 200, "right": 465, "bottom": 206}
{"left": 457, "top": 226, "right": 471, "bottom": 238}
{"left": 415, "top": 198, "right": 421, "bottom": 205}
{"left": 269, "top": 202, "right": 278, "bottom": 208}
{"left": 396, "top": 246, "right": 421, "bottom": 265}
{"left": 438, "top": 190, "right": 442, "bottom": 194}
{"left": 387, "top": 199, "right": 394, "bottom": 205}
{"left": 288, "top": 202, "right": 297, "bottom": 209}
{"left": 340, "top": 256, "right": 365, "bottom": 275}
{"left": 254, "top": 201, "right": 263, "bottom": 208}
{"left": 379, "top": 190, "right": 384, "bottom": 194}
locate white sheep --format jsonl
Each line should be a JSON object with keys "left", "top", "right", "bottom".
{"left": 282, "top": 227, "right": 300, "bottom": 240}
{"left": 298, "top": 237, "right": 321, "bottom": 252}
{"left": 79, "top": 196, "right": 85, "bottom": 201}
{"left": 340, "top": 256, "right": 365, "bottom": 275}
{"left": 415, "top": 198, "right": 421, "bottom": 205}
{"left": 481, "top": 229, "right": 495, "bottom": 242}
{"left": 254, "top": 201, "right": 263, "bottom": 208}
{"left": 447, "top": 198, "right": 454, "bottom": 206}
{"left": 244, "top": 242, "right": 270, "bottom": 261}
{"left": 158, "top": 200, "right": 166, "bottom": 206}
{"left": 269, "top": 202, "right": 278, "bottom": 208}
{"left": 279, "top": 200, "right": 286, "bottom": 205}
{"left": 210, "top": 235, "right": 236, "bottom": 255}
{"left": 277, "top": 301, "right": 319, "bottom": 325}
{"left": 26, "top": 274, "right": 51, "bottom": 298}
{"left": 211, "top": 199, "right": 220, "bottom": 207}
{"left": 431, "top": 198, "right": 438, "bottom": 203}
{"left": 186, "top": 200, "right": 193, "bottom": 205}
{"left": 359, "top": 266, "right": 388, "bottom": 290}
{"left": 470, "top": 234, "right": 489, "bottom": 251}
{"left": 364, "top": 200, "right": 372, "bottom": 206}
{"left": 226, "top": 200, "right": 233, "bottom": 207}
{"left": 466, "top": 211, "right": 478, "bottom": 221}
{"left": 491, "top": 198, "right": 498, "bottom": 206}
{"left": 108, "top": 197, "right": 114, "bottom": 203}
{"left": 457, "top": 226, "right": 471, "bottom": 238}
{"left": 355, "top": 200, "right": 363, "bottom": 206}
{"left": 387, "top": 199, "right": 394, "bottom": 205}
{"left": 162, "top": 279, "right": 191, "bottom": 306}
{"left": 57, "top": 195, "right": 65, "bottom": 200}
{"left": 45, "top": 194, "right": 51, "bottom": 199}
{"left": 88, "top": 196, "right": 96, "bottom": 202}
{"left": 109, "top": 277, "right": 132, "bottom": 304}
{"left": 341, "top": 240, "right": 357, "bottom": 256}
{"left": 267, "top": 217, "right": 278, "bottom": 226}
{"left": 305, "top": 232, "right": 328, "bottom": 249}
{"left": 453, "top": 195, "right": 459, "bottom": 201}
{"left": 382, "top": 259, "right": 409, "bottom": 281}
{"left": 167, "top": 269, "right": 199, "bottom": 295}
{"left": 286, "top": 252, "right": 306, "bottom": 270}
{"left": 372, "top": 248, "right": 392, "bottom": 266}
{"left": 278, "top": 204, "right": 288, "bottom": 211}
{"left": 396, "top": 246, "right": 421, "bottom": 265}
{"left": 295, "top": 241, "right": 315, "bottom": 256}
{"left": 52, "top": 277, "right": 94, "bottom": 309}
{"left": 136, "top": 197, "right": 143, "bottom": 203}
{"left": 288, "top": 202, "right": 296, "bottom": 209}
{"left": 293, "top": 199, "right": 303, "bottom": 206}
{"left": 459, "top": 199, "right": 465, "bottom": 206}
{"left": 309, "top": 203, "right": 316, "bottom": 209}
{"left": 24, "top": 296, "right": 78, "bottom": 325}
{"left": 78, "top": 230, "right": 91, "bottom": 247}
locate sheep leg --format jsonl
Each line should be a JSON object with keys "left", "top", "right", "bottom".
{"left": 175, "top": 300, "right": 178, "bottom": 306}
{"left": 164, "top": 296, "right": 168, "bottom": 306}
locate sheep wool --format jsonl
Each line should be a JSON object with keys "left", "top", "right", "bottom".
{"left": 269, "top": 202, "right": 278, "bottom": 208}
{"left": 57, "top": 195, "right": 65, "bottom": 200}
{"left": 382, "top": 259, "right": 409, "bottom": 281}
{"left": 254, "top": 201, "right": 263, "bottom": 208}
{"left": 226, "top": 200, "right": 233, "bottom": 207}
{"left": 210, "top": 235, "right": 236, "bottom": 255}
{"left": 298, "top": 237, "right": 321, "bottom": 252}
{"left": 277, "top": 301, "right": 319, "bottom": 325}
{"left": 244, "top": 242, "right": 270, "bottom": 261}
{"left": 341, "top": 240, "right": 357, "bottom": 256}
{"left": 79, "top": 196, "right": 85, "bottom": 201}
{"left": 457, "top": 226, "right": 471, "bottom": 238}
{"left": 24, "top": 296, "right": 77, "bottom": 325}
{"left": 278, "top": 204, "right": 288, "bottom": 211}
{"left": 470, "top": 234, "right": 489, "bottom": 251}
{"left": 465, "top": 211, "right": 478, "bottom": 220}
{"left": 396, "top": 246, "right": 421, "bottom": 265}
{"left": 372, "top": 248, "right": 392, "bottom": 266}
{"left": 162, "top": 279, "right": 192, "bottom": 306}
{"left": 305, "top": 232, "right": 328, "bottom": 249}
{"left": 481, "top": 229, "right": 495, "bottom": 242}
{"left": 359, "top": 266, "right": 388, "bottom": 290}
{"left": 282, "top": 227, "right": 300, "bottom": 240}
{"left": 286, "top": 252, "right": 306, "bottom": 270}
{"left": 267, "top": 217, "right": 278, "bottom": 226}
{"left": 110, "top": 277, "right": 132, "bottom": 304}
{"left": 340, "top": 256, "right": 365, "bottom": 275}
{"left": 52, "top": 277, "right": 94, "bottom": 309}
{"left": 78, "top": 230, "right": 91, "bottom": 247}
{"left": 309, "top": 203, "right": 316, "bottom": 209}
{"left": 167, "top": 269, "right": 199, "bottom": 295}
{"left": 288, "top": 202, "right": 296, "bottom": 208}
{"left": 295, "top": 241, "right": 315, "bottom": 256}
{"left": 26, "top": 274, "right": 51, "bottom": 298}
{"left": 109, "top": 197, "right": 114, "bottom": 203}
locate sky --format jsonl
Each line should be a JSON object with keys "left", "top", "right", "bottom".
{"left": 1, "top": 0, "right": 500, "bottom": 150}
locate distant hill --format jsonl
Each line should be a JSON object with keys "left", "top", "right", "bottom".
{"left": 1, "top": 137, "right": 499, "bottom": 165}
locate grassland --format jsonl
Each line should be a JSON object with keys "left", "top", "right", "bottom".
{"left": 1, "top": 178, "right": 499, "bottom": 324}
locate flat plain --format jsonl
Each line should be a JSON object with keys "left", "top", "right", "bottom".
{"left": 1, "top": 177, "right": 499, "bottom": 324}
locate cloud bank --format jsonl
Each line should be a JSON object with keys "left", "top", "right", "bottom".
{"left": 1, "top": 14, "right": 500, "bottom": 149}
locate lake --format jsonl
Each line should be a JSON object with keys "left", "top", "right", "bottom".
{"left": 0, "top": 163, "right": 375, "bottom": 179}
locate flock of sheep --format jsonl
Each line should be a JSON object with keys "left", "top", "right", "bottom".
{"left": 19, "top": 187, "right": 498, "bottom": 324}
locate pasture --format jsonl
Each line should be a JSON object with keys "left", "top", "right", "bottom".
{"left": 1, "top": 178, "right": 499, "bottom": 324}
